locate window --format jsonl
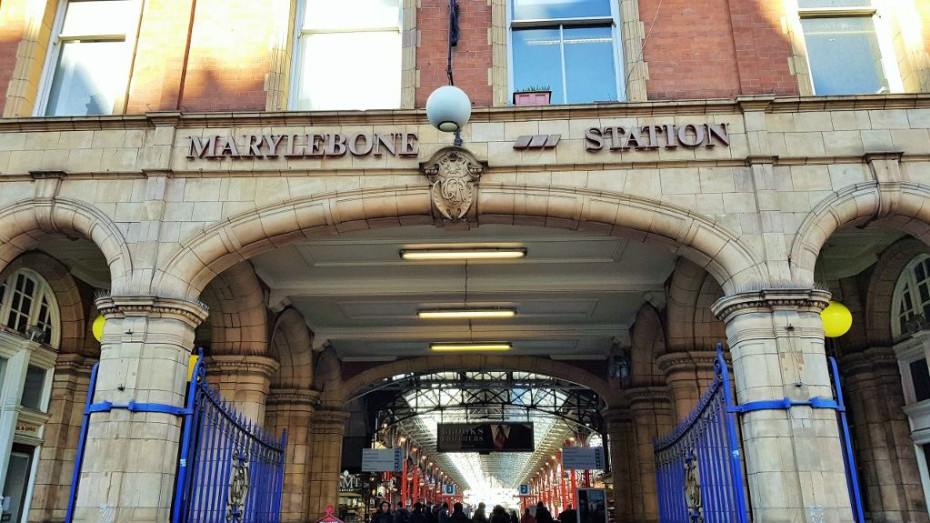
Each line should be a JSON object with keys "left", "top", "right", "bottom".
{"left": 509, "top": 0, "right": 623, "bottom": 104}
{"left": 0, "top": 270, "right": 60, "bottom": 348}
{"left": 892, "top": 255, "right": 930, "bottom": 340}
{"left": 291, "top": 0, "right": 402, "bottom": 111}
{"left": 36, "top": 0, "right": 141, "bottom": 117}
{"left": 798, "top": 0, "right": 901, "bottom": 95}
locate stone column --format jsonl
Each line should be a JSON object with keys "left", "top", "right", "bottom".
{"left": 208, "top": 354, "right": 279, "bottom": 423}
{"left": 604, "top": 408, "right": 635, "bottom": 523}
{"left": 655, "top": 351, "right": 718, "bottom": 422}
{"left": 712, "top": 289, "right": 853, "bottom": 522}
{"left": 306, "top": 409, "right": 350, "bottom": 520}
{"left": 265, "top": 388, "right": 318, "bottom": 523}
{"left": 30, "top": 353, "right": 94, "bottom": 522}
{"left": 841, "top": 347, "right": 928, "bottom": 523}
{"left": 74, "top": 296, "right": 208, "bottom": 523}
{"left": 626, "top": 387, "right": 673, "bottom": 523}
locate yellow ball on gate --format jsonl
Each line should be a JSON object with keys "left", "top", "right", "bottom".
{"left": 821, "top": 301, "right": 852, "bottom": 338}
{"left": 92, "top": 315, "right": 106, "bottom": 342}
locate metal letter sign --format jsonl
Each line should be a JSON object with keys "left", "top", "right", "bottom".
{"left": 518, "top": 484, "right": 531, "bottom": 496}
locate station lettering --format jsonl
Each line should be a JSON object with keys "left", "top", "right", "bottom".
{"left": 584, "top": 123, "right": 729, "bottom": 151}
{"left": 187, "top": 132, "right": 419, "bottom": 160}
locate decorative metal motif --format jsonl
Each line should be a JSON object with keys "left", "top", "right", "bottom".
{"left": 684, "top": 449, "right": 703, "bottom": 523}
{"left": 654, "top": 344, "right": 748, "bottom": 523}
{"left": 421, "top": 147, "right": 484, "bottom": 222}
{"left": 227, "top": 449, "right": 251, "bottom": 522}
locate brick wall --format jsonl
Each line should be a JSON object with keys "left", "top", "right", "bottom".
{"left": 0, "top": 0, "right": 29, "bottom": 116}
{"left": 417, "top": 0, "right": 492, "bottom": 108}
{"left": 639, "top": 0, "right": 798, "bottom": 100}
{"left": 125, "top": 0, "right": 194, "bottom": 113}
{"left": 178, "top": 0, "right": 274, "bottom": 111}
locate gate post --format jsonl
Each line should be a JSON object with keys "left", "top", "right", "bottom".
{"left": 712, "top": 289, "right": 853, "bottom": 521}
{"left": 73, "top": 295, "right": 208, "bottom": 523}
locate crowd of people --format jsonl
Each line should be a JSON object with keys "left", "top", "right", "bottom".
{"left": 367, "top": 500, "right": 578, "bottom": 523}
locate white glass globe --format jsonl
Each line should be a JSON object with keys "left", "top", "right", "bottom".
{"left": 426, "top": 85, "right": 471, "bottom": 133}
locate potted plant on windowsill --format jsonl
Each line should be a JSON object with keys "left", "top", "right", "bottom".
{"left": 513, "top": 85, "right": 551, "bottom": 106}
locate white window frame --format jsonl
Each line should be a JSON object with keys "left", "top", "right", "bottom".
{"left": 288, "top": 0, "right": 404, "bottom": 111}
{"left": 896, "top": 332, "right": 930, "bottom": 510}
{"left": 33, "top": 0, "right": 143, "bottom": 117}
{"left": 797, "top": 1, "right": 903, "bottom": 95}
{"left": 891, "top": 254, "right": 930, "bottom": 341}
{"left": 506, "top": 0, "right": 626, "bottom": 104}
{"left": 0, "top": 270, "right": 61, "bottom": 350}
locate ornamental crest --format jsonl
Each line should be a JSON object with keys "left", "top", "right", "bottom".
{"left": 420, "top": 147, "right": 485, "bottom": 222}
{"left": 684, "top": 448, "right": 703, "bottom": 522}
{"left": 227, "top": 448, "right": 250, "bottom": 522}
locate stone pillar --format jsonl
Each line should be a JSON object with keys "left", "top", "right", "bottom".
{"left": 74, "top": 296, "right": 208, "bottom": 523}
{"left": 208, "top": 354, "right": 279, "bottom": 423}
{"left": 626, "top": 388, "right": 673, "bottom": 523}
{"left": 712, "top": 289, "right": 853, "bottom": 522}
{"left": 604, "top": 408, "right": 635, "bottom": 523}
{"left": 655, "top": 351, "right": 718, "bottom": 422}
{"left": 842, "top": 347, "right": 928, "bottom": 523}
{"left": 265, "top": 388, "right": 318, "bottom": 523}
{"left": 306, "top": 409, "right": 349, "bottom": 520}
{"left": 29, "top": 353, "right": 94, "bottom": 522}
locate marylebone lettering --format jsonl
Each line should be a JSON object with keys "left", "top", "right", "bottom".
{"left": 187, "top": 132, "right": 419, "bottom": 159}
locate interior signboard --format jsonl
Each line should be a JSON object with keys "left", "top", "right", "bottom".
{"left": 576, "top": 488, "right": 608, "bottom": 523}
{"left": 436, "top": 422, "right": 534, "bottom": 452}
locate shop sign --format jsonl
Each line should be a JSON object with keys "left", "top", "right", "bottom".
{"left": 584, "top": 123, "right": 729, "bottom": 151}
{"left": 187, "top": 132, "right": 419, "bottom": 160}
{"left": 339, "top": 471, "right": 362, "bottom": 492}
{"left": 14, "top": 422, "right": 39, "bottom": 438}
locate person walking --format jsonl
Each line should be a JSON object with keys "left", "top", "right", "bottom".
{"left": 489, "top": 505, "right": 510, "bottom": 523}
{"left": 520, "top": 508, "right": 535, "bottom": 523}
{"left": 449, "top": 502, "right": 472, "bottom": 523}
{"left": 534, "top": 502, "right": 553, "bottom": 523}
{"left": 373, "top": 502, "right": 395, "bottom": 523}
{"left": 411, "top": 502, "right": 429, "bottom": 523}
{"left": 473, "top": 503, "right": 488, "bottom": 523}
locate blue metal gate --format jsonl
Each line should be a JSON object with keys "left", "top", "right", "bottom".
{"left": 654, "top": 344, "right": 866, "bottom": 522}
{"left": 65, "top": 351, "right": 286, "bottom": 522}
{"left": 653, "top": 344, "right": 748, "bottom": 523}
{"left": 173, "top": 352, "right": 287, "bottom": 523}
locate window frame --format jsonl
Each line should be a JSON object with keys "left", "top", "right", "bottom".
{"left": 0, "top": 270, "right": 61, "bottom": 350}
{"left": 796, "top": 1, "right": 903, "bottom": 95}
{"left": 288, "top": 0, "right": 405, "bottom": 111}
{"left": 891, "top": 254, "right": 930, "bottom": 341}
{"left": 506, "top": 0, "right": 626, "bottom": 105}
{"left": 33, "top": 0, "right": 143, "bottom": 117}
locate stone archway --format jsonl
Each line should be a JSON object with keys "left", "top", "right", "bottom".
{"left": 0, "top": 198, "right": 133, "bottom": 293}
{"left": 152, "top": 185, "right": 765, "bottom": 301}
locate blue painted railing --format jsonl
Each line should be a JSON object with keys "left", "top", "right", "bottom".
{"left": 654, "top": 344, "right": 749, "bottom": 523}
{"left": 173, "top": 351, "right": 287, "bottom": 523}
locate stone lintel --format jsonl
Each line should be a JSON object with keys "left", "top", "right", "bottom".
{"left": 95, "top": 295, "right": 210, "bottom": 329}
{"left": 711, "top": 288, "right": 831, "bottom": 323}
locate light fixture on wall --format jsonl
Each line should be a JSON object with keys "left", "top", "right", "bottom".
{"left": 400, "top": 247, "right": 527, "bottom": 260}
{"left": 430, "top": 342, "right": 512, "bottom": 352}
{"left": 425, "top": 0, "right": 471, "bottom": 146}
{"left": 418, "top": 308, "right": 516, "bottom": 319}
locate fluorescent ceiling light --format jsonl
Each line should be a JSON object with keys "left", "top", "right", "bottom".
{"left": 400, "top": 248, "right": 527, "bottom": 260}
{"left": 430, "top": 342, "right": 513, "bottom": 352}
{"left": 418, "top": 308, "right": 517, "bottom": 319}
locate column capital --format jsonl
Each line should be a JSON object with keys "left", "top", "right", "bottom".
{"left": 624, "top": 386, "right": 671, "bottom": 409}
{"left": 602, "top": 407, "right": 632, "bottom": 426}
{"left": 655, "top": 350, "right": 720, "bottom": 374}
{"left": 711, "top": 288, "right": 831, "bottom": 322}
{"left": 840, "top": 347, "right": 899, "bottom": 376}
{"left": 268, "top": 387, "right": 320, "bottom": 407}
{"left": 95, "top": 295, "right": 210, "bottom": 329}
{"left": 208, "top": 354, "right": 280, "bottom": 378}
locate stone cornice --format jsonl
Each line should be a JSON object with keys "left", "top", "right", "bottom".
{"left": 2, "top": 94, "right": 929, "bottom": 132}
{"left": 711, "top": 288, "right": 831, "bottom": 322}
{"left": 208, "top": 354, "right": 280, "bottom": 378}
{"left": 95, "top": 295, "right": 210, "bottom": 329}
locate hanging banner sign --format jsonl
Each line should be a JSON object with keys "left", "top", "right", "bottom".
{"left": 361, "top": 448, "right": 403, "bottom": 471}
{"left": 561, "top": 447, "right": 605, "bottom": 470}
{"left": 436, "top": 422, "right": 534, "bottom": 453}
